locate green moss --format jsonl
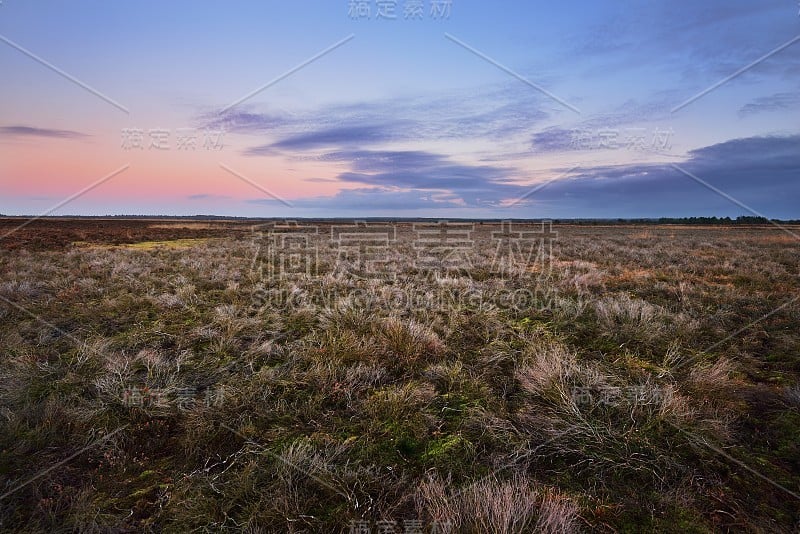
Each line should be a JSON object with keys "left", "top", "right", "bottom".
{"left": 617, "top": 502, "right": 713, "bottom": 533}
{"left": 123, "top": 238, "right": 211, "bottom": 250}
{"left": 421, "top": 434, "right": 473, "bottom": 470}
{"left": 137, "top": 470, "right": 158, "bottom": 480}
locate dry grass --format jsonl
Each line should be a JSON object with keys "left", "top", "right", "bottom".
{"left": 0, "top": 221, "right": 798, "bottom": 531}
{"left": 415, "top": 474, "right": 580, "bottom": 533}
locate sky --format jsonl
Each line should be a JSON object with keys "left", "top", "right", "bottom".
{"left": 0, "top": 0, "right": 798, "bottom": 218}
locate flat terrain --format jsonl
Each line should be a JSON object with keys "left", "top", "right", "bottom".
{"left": 1, "top": 219, "right": 799, "bottom": 532}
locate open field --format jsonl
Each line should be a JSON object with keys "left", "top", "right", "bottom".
{"left": 1, "top": 218, "right": 799, "bottom": 532}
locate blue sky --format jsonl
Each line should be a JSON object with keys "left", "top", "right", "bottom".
{"left": 0, "top": 0, "right": 798, "bottom": 218}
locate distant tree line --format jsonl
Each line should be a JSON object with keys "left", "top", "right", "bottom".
{"left": 653, "top": 216, "right": 795, "bottom": 225}
{"left": 0, "top": 214, "right": 797, "bottom": 224}
{"left": 550, "top": 216, "right": 799, "bottom": 225}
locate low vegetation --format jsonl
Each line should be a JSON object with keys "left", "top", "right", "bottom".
{"left": 0, "top": 219, "right": 798, "bottom": 532}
